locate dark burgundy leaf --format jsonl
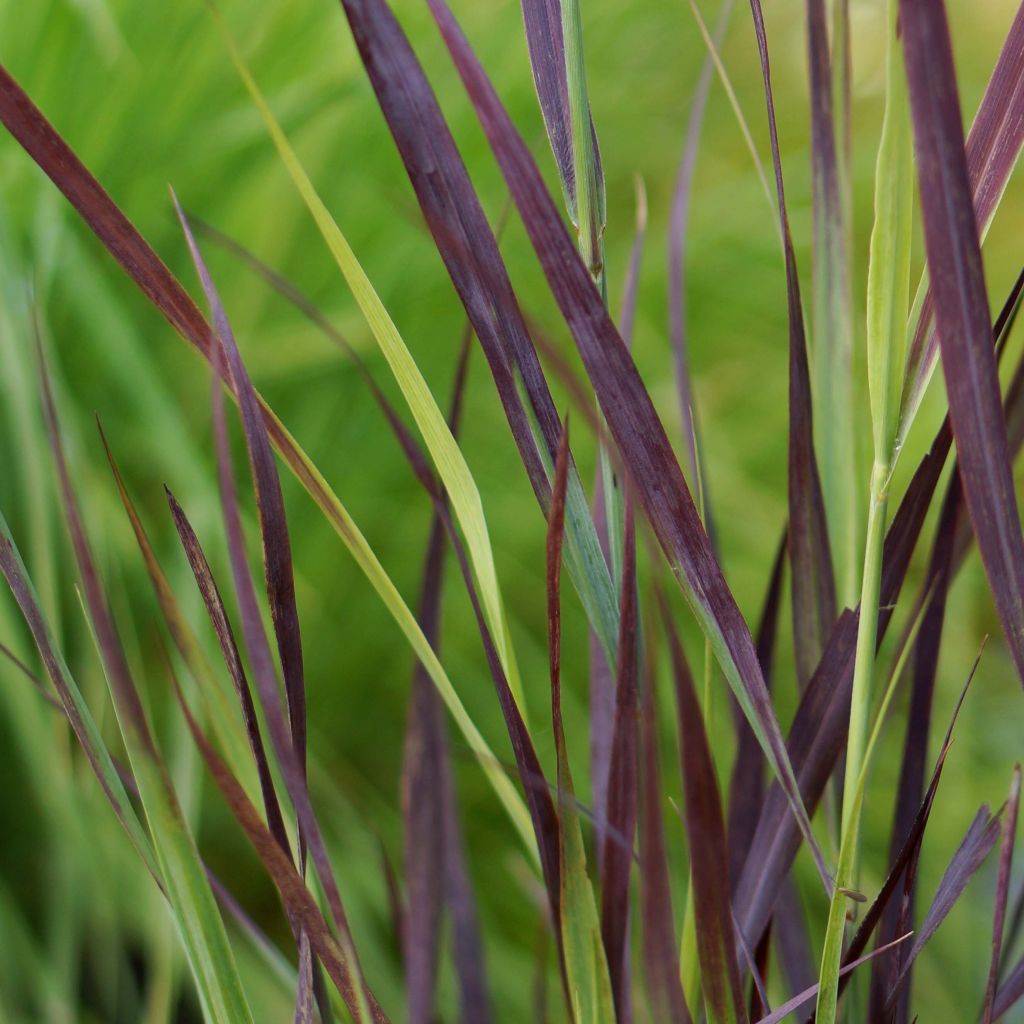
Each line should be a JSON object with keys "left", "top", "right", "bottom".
{"left": 748, "top": 0, "right": 837, "bottom": 688}
{"left": 661, "top": 605, "right": 747, "bottom": 1024}
{"left": 420, "top": 0, "right": 827, "bottom": 887}
{"left": 900, "top": 0, "right": 1024, "bottom": 685}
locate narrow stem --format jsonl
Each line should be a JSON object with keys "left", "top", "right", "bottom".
{"left": 815, "top": 459, "right": 889, "bottom": 1023}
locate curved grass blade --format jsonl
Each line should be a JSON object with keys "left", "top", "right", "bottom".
{"left": 661, "top": 607, "right": 747, "bottom": 1024}
{"left": 984, "top": 765, "right": 1022, "bottom": 1023}
{"left": 325, "top": 0, "right": 623, "bottom": 672}
{"left": 747, "top": 0, "right": 837, "bottom": 690}
{"left": 164, "top": 492, "right": 292, "bottom": 863}
{"left": 0, "top": 60, "right": 534, "bottom": 851}
{"left": 423, "top": 0, "right": 829, "bottom": 890}
{"left": 35, "top": 348, "right": 253, "bottom": 1024}
{"left": 98, "top": 423, "right": 261, "bottom": 803}
{"left": 171, "top": 677, "right": 388, "bottom": 1022}
{"left": 547, "top": 422, "right": 616, "bottom": 1023}
{"left": 0, "top": 516, "right": 156, "bottom": 876}
{"left": 733, "top": 277, "right": 1024, "bottom": 954}
{"left": 899, "top": 0, "right": 1024, "bottom": 685}
{"left": 882, "top": 807, "right": 1002, "bottom": 1014}
{"left": 752, "top": 934, "right": 911, "bottom": 1024}
{"left": 212, "top": 12, "right": 527, "bottom": 713}
{"left": 993, "top": 955, "right": 1024, "bottom": 1021}
{"left": 842, "top": 664, "right": 976, "bottom": 996}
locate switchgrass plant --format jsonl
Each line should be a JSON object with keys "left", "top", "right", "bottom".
{"left": 0, "top": 0, "right": 1023, "bottom": 1021}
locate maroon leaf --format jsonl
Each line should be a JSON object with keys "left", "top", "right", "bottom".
{"left": 747, "top": 0, "right": 837, "bottom": 688}
{"left": 985, "top": 765, "right": 1022, "bottom": 1023}
{"left": 419, "top": 0, "right": 827, "bottom": 888}
{"left": 661, "top": 605, "right": 747, "bottom": 1024}
{"left": 901, "top": 1, "right": 1024, "bottom": 423}
{"left": 883, "top": 806, "right": 1002, "bottom": 1014}
{"left": 638, "top": 640, "right": 692, "bottom": 1023}
{"left": 899, "top": 0, "right": 1024, "bottom": 685}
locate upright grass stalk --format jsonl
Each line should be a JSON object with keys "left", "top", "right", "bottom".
{"left": 816, "top": 0, "right": 913, "bottom": 1017}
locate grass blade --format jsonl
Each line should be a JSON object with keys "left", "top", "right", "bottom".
{"left": 36, "top": 347, "right": 254, "bottom": 1024}
{"left": 638, "top": 639, "right": 692, "bottom": 1023}
{"left": 547, "top": 422, "right": 616, "bottom": 1023}
{"left": 746, "top": 0, "right": 838, "bottom": 690}
{"left": 425, "top": 0, "right": 829, "bottom": 889}
{"left": 805, "top": 0, "right": 857, "bottom": 605}
{"left": 327, "top": 0, "right": 622, "bottom": 671}
{"left": 899, "top": 0, "right": 1024, "bottom": 684}
{"left": 727, "top": 534, "right": 785, "bottom": 888}
{"left": 0, "top": 58, "right": 535, "bottom": 851}
{"left": 984, "top": 765, "right": 1022, "bottom": 1023}
{"left": 519, "top": 0, "right": 604, "bottom": 238}
{"left": 663, "top": 607, "right": 747, "bottom": 1024}
{"left": 599, "top": 503, "right": 638, "bottom": 1018}
{"left": 882, "top": 807, "right": 1002, "bottom": 1014}
{"left": 898, "top": 1, "right": 1024, "bottom": 445}
{"left": 171, "top": 678, "right": 387, "bottom": 1021}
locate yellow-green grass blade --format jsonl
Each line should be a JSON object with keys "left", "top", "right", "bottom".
{"left": 212, "top": 7, "right": 526, "bottom": 721}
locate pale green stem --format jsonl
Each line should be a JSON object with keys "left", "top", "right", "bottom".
{"left": 816, "top": 458, "right": 889, "bottom": 1023}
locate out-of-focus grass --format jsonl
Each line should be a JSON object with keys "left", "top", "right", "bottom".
{"left": 0, "top": 0, "right": 1021, "bottom": 1018}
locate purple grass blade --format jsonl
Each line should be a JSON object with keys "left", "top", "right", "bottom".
{"left": 774, "top": 881, "right": 816, "bottom": 1003}
{"left": 170, "top": 207, "right": 384, "bottom": 1014}
{"left": 668, "top": 0, "right": 733, "bottom": 509}
{"left": 869, "top": 477, "right": 962, "bottom": 1016}
{"left": 638, "top": 639, "right": 693, "bottom": 1023}
{"left": 661, "top": 604, "right": 747, "bottom": 1024}
{"left": 841, "top": 652, "right": 981, "bottom": 1003}
{"left": 984, "top": 765, "right": 1022, "bottom": 1023}
{"left": 519, "top": 0, "right": 604, "bottom": 221}
{"left": 295, "top": 933, "right": 314, "bottom": 1024}
{"left": 747, "top": 0, "right": 837, "bottom": 689}
{"left": 752, "top": 934, "right": 912, "bottom": 1024}
{"left": 899, "top": 0, "right": 1024, "bottom": 686}
{"left": 186, "top": 216, "right": 436, "bottom": 491}
{"left": 591, "top": 182, "right": 648, "bottom": 864}
{"left": 170, "top": 676, "right": 388, "bottom": 1022}
{"left": 0, "top": 528, "right": 158, "bottom": 880}
{"left": 901, "top": 1, "right": 1024, "bottom": 427}
{"left": 164, "top": 491, "right": 292, "bottom": 863}
{"left": 600, "top": 502, "right": 638, "bottom": 1018}
{"left": 402, "top": 331, "right": 491, "bottom": 1024}
{"left": 993, "top": 955, "right": 1024, "bottom": 1020}
{"left": 421, "top": 0, "right": 828, "bottom": 888}
{"left": 882, "top": 807, "right": 1002, "bottom": 1014}
{"left": 728, "top": 533, "right": 786, "bottom": 889}
{"left": 172, "top": 193, "right": 307, "bottom": 780}
{"left": 337, "top": 0, "right": 580, "bottom": 520}
{"left": 734, "top": 277, "right": 1024, "bottom": 953}
{"left": 36, "top": 341, "right": 154, "bottom": 755}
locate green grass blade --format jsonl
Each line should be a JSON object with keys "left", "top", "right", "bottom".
{"left": 211, "top": 7, "right": 526, "bottom": 721}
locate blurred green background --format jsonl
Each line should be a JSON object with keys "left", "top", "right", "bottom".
{"left": 0, "top": 0, "right": 1022, "bottom": 1019}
